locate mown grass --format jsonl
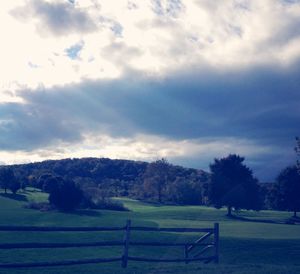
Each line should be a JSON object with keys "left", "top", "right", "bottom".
{"left": 0, "top": 190, "right": 299, "bottom": 274}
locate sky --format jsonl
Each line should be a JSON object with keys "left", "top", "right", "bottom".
{"left": 0, "top": 0, "right": 300, "bottom": 181}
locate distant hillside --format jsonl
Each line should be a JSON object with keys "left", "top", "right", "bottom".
{"left": 8, "top": 157, "right": 148, "bottom": 182}
{"left": 2, "top": 158, "right": 210, "bottom": 205}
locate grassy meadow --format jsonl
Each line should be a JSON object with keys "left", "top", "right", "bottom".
{"left": 0, "top": 189, "right": 299, "bottom": 274}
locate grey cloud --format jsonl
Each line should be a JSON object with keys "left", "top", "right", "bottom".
{"left": 266, "top": 16, "right": 300, "bottom": 47}
{"left": 281, "top": 0, "right": 300, "bottom": 5}
{"left": 151, "top": 0, "right": 184, "bottom": 18}
{"left": 101, "top": 42, "right": 143, "bottom": 67}
{"left": 0, "top": 101, "right": 82, "bottom": 151}
{"left": 11, "top": 0, "right": 97, "bottom": 36}
{"left": 17, "top": 1, "right": 125, "bottom": 38}
{"left": 171, "top": 147, "right": 297, "bottom": 182}
{"left": 99, "top": 16, "right": 123, "bottom": 37}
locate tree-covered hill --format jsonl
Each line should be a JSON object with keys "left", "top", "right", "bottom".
{"left": 1, "top": 158, "right": 209, "bottom": 205}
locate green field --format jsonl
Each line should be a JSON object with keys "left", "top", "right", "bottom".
{"left": 0, "top": 189, "right": 299, "bottom": 274}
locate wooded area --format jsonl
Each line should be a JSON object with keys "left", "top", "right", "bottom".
{"left": 0, "top": 137, "right": 299, "bottom": 217}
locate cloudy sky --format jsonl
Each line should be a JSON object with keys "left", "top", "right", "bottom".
{"left": 0, "top": 0, "right": 300, "bottom": 181}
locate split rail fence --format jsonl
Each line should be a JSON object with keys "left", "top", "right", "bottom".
{"left": 0, "top": 220, "right": 219, "bottom": 268}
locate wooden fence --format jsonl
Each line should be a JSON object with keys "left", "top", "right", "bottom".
{"left": 0, "top": 220, "right": 219, "bottom": 268}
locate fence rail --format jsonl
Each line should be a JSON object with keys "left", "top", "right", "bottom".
{"left": 0, "top": 226, "right": 213, "bottom": 232}
{"left": 0, "top": 220, "right": 219, "bottom": 268}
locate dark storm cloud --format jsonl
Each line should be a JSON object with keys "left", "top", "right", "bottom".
{"left": 0, "top": 101, "right": 82, "bottom": 151}
{"left": 1, "top": 62, "right": 299, "bottom": 154}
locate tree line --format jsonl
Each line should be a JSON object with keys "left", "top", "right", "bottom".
{"left": 0, "top": 139, "right": 299, "bottom": 216}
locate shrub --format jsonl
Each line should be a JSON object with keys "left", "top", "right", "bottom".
{"left": 81, "top": 186, "right": 128, "bottom": 211}
{"left": 82, "top": 194, "right": 128, "bottom": 211}
{"left": 25, "top": 202, "right": 55, "bottom": 211}
{"left": 91, "top": 198, "right": 128, "bottom": 211}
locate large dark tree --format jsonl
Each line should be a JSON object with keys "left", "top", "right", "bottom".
{"left": 42, "top": 175, "right": 63, "bottom": 193}
{"left": 9, "top": 180, "right": 21, "bottom": 194}
{"left": 273, "top": 166, "right": 300, "bottom": 217}
{"left": 209, "top": 154, "right": 261, "bottom": 216}
{"left": 0, "top": 168, "right": 19, "bottom": 194}
{"left": 48, "top": 179, "right": 83, "bottom": 211}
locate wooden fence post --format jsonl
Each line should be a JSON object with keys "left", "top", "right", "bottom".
{"left": 122, "top": 220, "right": 131, "bottom": 268}
{"left": 214, "top": 223, "right": 219, "bottom": 263}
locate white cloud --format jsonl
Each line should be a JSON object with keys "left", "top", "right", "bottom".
{"left": 0, "top": 132, "right": 274, "bottom": 166}
{"left": 1, "top": 0, "right": 300, "bottom": 102}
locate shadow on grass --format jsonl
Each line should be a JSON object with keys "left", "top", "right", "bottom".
{"left": 228, "top": 214, "right": 299, "bottom": 225}
{"left": 23, "top": 202, "right": 103, "bottom": 217}
{"left": 220, "top": 237, "right": 300, "bottom": 265}
{"left": 291, "top": 216, "right": 300, "bottom": 224}
{"left": 68, "top": 209, "right": 102, "bottom": 217}
{"left": 0, "top": 192, "right": 28, "bottom": 202}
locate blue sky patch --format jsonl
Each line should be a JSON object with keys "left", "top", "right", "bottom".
{"left": 65, "top": 42, "right": 83, "bottom": 60}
